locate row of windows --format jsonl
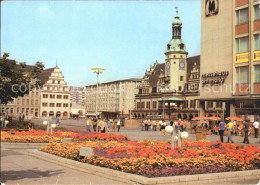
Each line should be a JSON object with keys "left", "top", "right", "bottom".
{"left": 17, "top": 99, "right": 39, "bottom": 106}
{"left": 136, "top": 100, "right": 222, "bottom": 110}
{"left": 42, "top": 94, "right": 69, "bottom": 99}
{"left": 236, "top": 6, "right": 260, "bottom": 26}
{"left": 46, "top": 86, "right": 67, "bottom": 91}
{"left": 236, "top": 35, "right": 260, "bottom": 53}
{"left": 236, "top": 65, "right": 260, "bottom": 84}
{"left": 42, "top": 103, "right": 69, "bottom": 107}
{"left": 17, "top": 108, "right": 39, "bottom": 114}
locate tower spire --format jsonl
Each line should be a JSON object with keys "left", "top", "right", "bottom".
{"left": 56, "top": 59, "right": 58, "bottom": 67}
{"left": 175, "top": 6, "right": 179, "bottom": 15}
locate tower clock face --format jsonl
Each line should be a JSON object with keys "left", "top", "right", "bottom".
{"left": 179, "top": 60, "right": 185, "bottom": 70}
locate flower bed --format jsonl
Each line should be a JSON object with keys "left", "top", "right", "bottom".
{"left": 1, "top": 130, "right": 128, "bottom": 143}
{"left": 40, "top": 140, "right": 260, "bottom": 177}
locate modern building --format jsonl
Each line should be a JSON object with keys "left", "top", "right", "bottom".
{"left": 85, "top": 78, "right": 141, "bottom": 118}
{"left": 15, "top": 65, "right": 71, "bottom": 119}
{"left": 132, "top": 12, "right": 203, "bottom": 120}
{"left": 199, "top": 0, "right": 260, "bottom": 121}
{"left": 69, "top": 86, "right": 86, "bottom": 106}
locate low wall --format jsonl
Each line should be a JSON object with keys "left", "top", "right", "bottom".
{"left": 29, "top": 149, "right": 260, "bottom": 185}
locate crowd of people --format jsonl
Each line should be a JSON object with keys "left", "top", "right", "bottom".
{"left": 141, "top": 119, "right": 188, "bottom": 136}
{"left": 85, "top": 117, "right": 121, "bottom": 133}
{"left": 217, "top": 119, "right": 259, "bottom": 144}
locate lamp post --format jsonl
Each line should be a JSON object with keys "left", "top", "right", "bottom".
{"left": 91, "top": 67, "right": 106, "bottom": 119}
{"left": 43, "top": 120, "right": 56, "bottom": 135}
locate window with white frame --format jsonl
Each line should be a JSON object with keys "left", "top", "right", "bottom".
{"left": 236, "top": 66, "right": 249, "bottom": 84}
{"left": 255, "top": 5, "right": 260, "bottom": 20}
{"left": 236, "top": 37, "right": 249, "bottom": 53}
{"left": 255, "top": 65, "right": 260, "bottom": 83}
{"left": 236, "top": 8, "right": 249, "bottom": 25}
{"left": 255, "top": 34, "right": 260, "bottom": 51}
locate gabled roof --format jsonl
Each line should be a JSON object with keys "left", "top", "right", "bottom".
{"left": 146, "top": 63, "right": 165, "bottom": 88}
{"left": 187, "top": 55, "right": 200, "bottom": 74}
{"left": 40, "top": 67, "right": 55, "bottom": 84}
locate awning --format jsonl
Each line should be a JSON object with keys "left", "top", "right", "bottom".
{"left": 158, "top": 97, "right": 184, "bottom": 102}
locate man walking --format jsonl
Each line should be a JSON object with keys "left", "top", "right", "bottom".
{"left": 117, "top": 119, "right": 121, "bottom": 132}
{"left": 243, "top": 120, "right": 250, "bottom": 144}
{"left": 219, "top": 120, "right": 225, "bottom": 143}
{"left": 226, "top": 121, "right": 234, "bottom": 143}
{"left": 253, "top": 119, "right": 259, "bottom": 138}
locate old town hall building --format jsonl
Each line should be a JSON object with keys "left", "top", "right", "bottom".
{"left": 132, "top": 12, "right": 202, "bottom": 120}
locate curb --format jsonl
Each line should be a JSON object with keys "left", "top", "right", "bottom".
{"left": 28, "top": 149, "right": 260, "bottom": 185}
{"left": 1, "top": 142, "right": 49, "bottom": 146}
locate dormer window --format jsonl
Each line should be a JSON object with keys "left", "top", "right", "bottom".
{"left": 167, "top": 44, "right": 170, "bottom": 50}
{"left": 179, "top": 43, "right": 184, "bottom": 50}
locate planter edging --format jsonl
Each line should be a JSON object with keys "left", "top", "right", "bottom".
{"left": 28, "top": 149, "right": 260, "bottom": 185}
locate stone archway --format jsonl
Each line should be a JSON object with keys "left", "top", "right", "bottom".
{"left": 183, "top": 114, "right": 188, "bottom": 120}
{"left": 189, "top": 114, "right": 193, "bottom": 120}
{"left": 49, "top": 111, "right": 54, "bottom": 117}
{"left": 63, "top": 111, "right": 68, "bottom": 118}
{"left": 178, "top": 114, "right": 182, "bottom": 119}
{"left": 42, "top": 111, "right": 47, "bottom": 117}
{"left": 56, "top": 111, "right": 61, "bottom": 117}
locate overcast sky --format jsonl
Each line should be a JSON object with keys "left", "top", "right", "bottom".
{"left": 1, "top": 1, "right": 201, "bottom": 86}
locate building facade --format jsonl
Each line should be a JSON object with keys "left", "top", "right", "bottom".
{"left": 132, "top": 13, "right": 204, "bottom": 120}
{"left": 85, "top": 78, "right": 141, "bottom": 118}
{"left": 199, "top": 0, "right": 260, "bottom": 121}
{"left": 69, "top": 86, "right": 86, "bottom": 106}
{"left": 14, "top": 65, "right": 70, "bottom": 119}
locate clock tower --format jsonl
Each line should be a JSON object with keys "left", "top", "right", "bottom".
{"left": 164, "top": 8, "right": 188, "bottom": 92}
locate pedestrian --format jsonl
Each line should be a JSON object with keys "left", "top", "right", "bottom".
{"left": 243, "top": 120, "right": 250, "bottom": 144}
{"left": 218, "top": 120, "right": 225, "bottom": 143}
{"left": 152, "top": 121, "right": 157, "bottom": 131}
{"left": 97, "top": 119, "right": 102, "bottom": 132}
{"left": 117, "top": 119, "right": 121, "bottom": 132}
{"left": 22, "top": 114, "right": 25, "bottom": 121}
{"left": 141, "top": 120, "right": 144, "bottom": 131}
{"left": 111, "top": 119, "right": 116, "bottom": 131}
{"left": 101, "top": 119, "right": 107, "bottom": 133}
{"left": 147, "top": 119, "right": 151, "bottom": 131}
{"left": 107, "top": 119, "right": 111, "bottom": 132}
{"left": 19, "top": 113, "right": 22, "bottom": 122}
{"left": 144, "top": 120, "right": 148, "bottom": 131}
{"left": 183, "top": 120, "right": 187, "bottom": 131}
{"left": 86, "top": 117, "right": 91, "bottom": 132}
{"left": 28, "top": 120, "right": 33, "bottom": 131}
{"left": 160, "top": 120, "right": 166, "bottom": 136}
{"left": 174, "top": 121, "right": 178, "bottom": 133}
{"left": 226, "top": 120, "right": 234, "bottom": 143}
{"left": 92, "top": 118, "right": 97, "bottom": 132}
{"left": 253, "top": 119, "right": 259, "bottom": 138}
{"left": 56, "top": 117, "right": 61, "bottom": 126}
{"left": 170, "top": 120, "right": 173, "bottom": 126}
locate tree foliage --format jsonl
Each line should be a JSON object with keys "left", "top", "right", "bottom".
{"left": 0, "top": 53, "right": 45, "bottom": 104}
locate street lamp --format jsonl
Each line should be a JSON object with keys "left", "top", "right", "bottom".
{"left": 91, "top": 67, "right": 106, "bottom": 118}
{"left": 165, "top": 125, "right": 176, "bottom": 149}
{"left": 43, "top": 120, "right": 56, "bottom": 135}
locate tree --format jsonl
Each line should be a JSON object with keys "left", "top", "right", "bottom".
{"left": 0, "top": 53, "right": 45, "bottom": 104}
